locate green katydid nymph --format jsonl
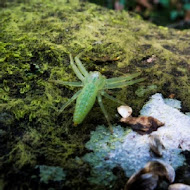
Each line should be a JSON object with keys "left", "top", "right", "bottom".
{"left": 50, "top": 54, "right": 144, "bottom": 131}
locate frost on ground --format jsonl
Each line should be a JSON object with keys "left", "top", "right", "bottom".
{"left": 82, "top": 93, "right": 190, "bottom": 186}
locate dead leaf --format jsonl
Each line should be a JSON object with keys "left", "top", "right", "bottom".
{"left": 120, "top": 116, "right": 164, "bottom": 135}
{"left": 125, "top": 160, "right": 175, "bottom": 190}
{"left": 169, "top": 94, "right": 175, "bottom": 99}
{"left": 125, "top": 173, "right": 158, "bottom": 190}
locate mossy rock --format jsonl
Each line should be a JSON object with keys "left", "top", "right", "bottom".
{"left": 0, "top": 0, "right": 190, "bottom": 189}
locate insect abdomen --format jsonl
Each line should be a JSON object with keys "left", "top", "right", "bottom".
{"left": 73, "top": 83, "right": 98, "bottom": 125}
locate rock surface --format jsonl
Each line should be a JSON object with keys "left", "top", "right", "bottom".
{"left": 0, "top": 0, "right": 190, "bottom": 189}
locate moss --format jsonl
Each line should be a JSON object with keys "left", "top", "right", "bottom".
{"left": 0, "top": 0, "right": 190, "bottom": 189}
{"left": 0, "top": 179, "right": 5, "bottom": 190}
{"left": 9, "top": 141, "right": 37, "bottom": 168}
{"left": 135, "top": 85, "right": 158, "bottom": 97}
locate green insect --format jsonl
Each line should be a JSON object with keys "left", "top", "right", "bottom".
{"left": 50, "top": 54, "right": 144, "bottom": 131}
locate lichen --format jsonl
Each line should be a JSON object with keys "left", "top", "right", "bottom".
{"left": 36, "top": 165, "right": 66, "bottom": 184}
{"left": 83, "top": 94, "right": 189, "bottom": 187}
{"left": 141, "top": 93, "right": 190, "bottom": 151}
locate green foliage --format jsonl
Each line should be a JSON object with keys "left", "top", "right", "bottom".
{"left": 159, "top": 0, "right": 170, "bottom": 8}
{"left": 184, "top": 3, "right": 190, "bottom": 10}
{"left": 89, "top": 0, "right": 190, "bottom": 27}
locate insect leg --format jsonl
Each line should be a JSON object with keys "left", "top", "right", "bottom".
{"left": 97, "top": 94, "right": 113, "bottom": 133}
{"left": 101, "top": 91, "right": 126, "bottom": 105}
{"left": 106, "top": 73, "right": 140, "bottom": 84}
{"left": 104, "top": 78, "right": 145, "bottom": 89}
{"left": 59, "top": 89, "right": 82, "bottom": 114}
{"left": 74, "top": 54, "right": 89, "bottom": 77}
{"left": 49, "top": 80, "right": 83, "bottom": 87}
{"left": 69, "top": 54, "right": 84, "bottom": 81}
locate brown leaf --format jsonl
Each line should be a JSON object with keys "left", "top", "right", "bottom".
{"left": 125, "top": 173, "right": 158, "bottom": 190}
{"left": 169, "top": 94, "right": 175, "bottom": 99}
{"left": 120, "top": 116, "right": 164, "bottom": 135}
{"left": 125, "top": 161, "right": 175, "bottom": 190}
